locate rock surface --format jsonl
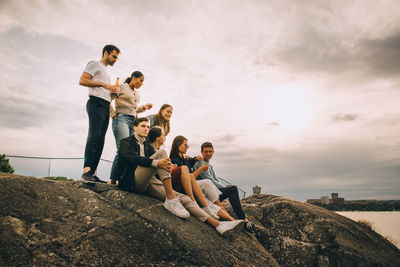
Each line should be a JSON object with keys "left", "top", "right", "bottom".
{"left": 241, "top": 195, "right": 400, "bottom": 267}
{"left": 1, "top": 172, "right": 399, "bottom": 266}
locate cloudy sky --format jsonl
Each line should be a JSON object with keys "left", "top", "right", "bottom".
{"left": 1, "top": 0, "right": 400, "bottom": 201}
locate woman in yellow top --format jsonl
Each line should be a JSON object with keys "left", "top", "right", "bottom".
{"left": 109, "top": 71, "right": 152, "bottom": 184}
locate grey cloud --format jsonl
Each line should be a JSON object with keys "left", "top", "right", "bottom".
{"left": 210, "top": 141, "right": 400, "bottom": 200}
{"left": 215, "top": 146, "right": 278, "bottom": 165}
{"left": 215, "top": 134, "right": 238, "bottom": 143}
{"left": 331, "top": 113, "right": 359, "bottom": 122}
{"left": 0, "top": 87, "right": 76, "bottom": 129}
{"left": 0, "top": 27, "right": 94, "bottom": 64}
{"left": 194, "top": 133, "right": 242, "bottom": 150}
{"left": 274, "top": 31, "right": 400, "bottom": 79}
{"left": 274, "top": 31, "right": 355, "bottom": 75}
{"left": 359, "top": 33, "right": 400, "bottom": 77}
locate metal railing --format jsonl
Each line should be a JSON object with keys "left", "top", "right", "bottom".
{"left": 4, "top": 154, "right": 246, "bottom": 198}
{"left": 4, "top": 154, "right": 112, "bottom": 179}
{"left": 218, "top": 177, "right": 246, "bottom": 199}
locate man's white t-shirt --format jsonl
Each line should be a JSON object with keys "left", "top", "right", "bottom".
{"left": 83, "top": 60, "right": 111, "bottom": 102}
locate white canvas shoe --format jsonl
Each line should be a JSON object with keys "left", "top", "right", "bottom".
{"left": 163, "top": 197, "right": 190, "bottom": 218}
{"left": 202, "top": 205, "right": 219, "bottom": 220}
{"left": 216, "top": 220, "right": 245, "bottom": 236}
{"left": 206, "top": 198, "right": 221, "bottom": 213}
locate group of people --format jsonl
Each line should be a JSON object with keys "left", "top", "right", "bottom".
{"left": 79, "top": 44, "right": 254, "bottom": 236}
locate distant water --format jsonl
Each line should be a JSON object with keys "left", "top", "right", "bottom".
{"left": 336, "top": 211, "right": 400, "bottom": 248}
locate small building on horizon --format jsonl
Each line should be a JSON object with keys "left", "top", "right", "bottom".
{"left": 331, "top": 192, "right": 345, "bottom": 204}
{"left": 306, "top": 193, "right": 345, "bottom": 204}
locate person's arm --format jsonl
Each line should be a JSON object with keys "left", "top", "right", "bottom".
{"left": 170, "top": 155, "right": 182, "bottom": 167}
{"left": 79, "top": 72, "right": 118, "bottom": 93}
{"left": 109, "top": 94, "right": 118, "bottom": 119}
{"left": 188, "top": 156, "right": 199, "bottom": 167}
{"left": 79, "top": 62, "right": 119, "bottom": 94}
{"left": 193, "top": 161, "right": 213, "bottom": 181}
{"left": 214, "top": 176, "right": 226, "bottom": 188}
{"left": 137, "top": 103, "right": 153, "bottom": 113}
{"left": 192, "top": 162, "right": 208, "bottom": 178}
{"left": 119, "top": 138, "right": 153, "bottom": 167}
{"left": 109, "top": 104, "right": 116, "bottom": 119}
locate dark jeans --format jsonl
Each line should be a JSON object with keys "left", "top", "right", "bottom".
{"left": 219, "top": 185, "right": 246, "bottom": 220}
{"left": 83, "top": 96, "right": 110, "bottom": 173}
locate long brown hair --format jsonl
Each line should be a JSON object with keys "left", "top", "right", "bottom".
{"left": 170, "top": 135, "right": 187, "bottom": 158}
{"left": 155, "top": 104, "right": 172, "bottom": 136}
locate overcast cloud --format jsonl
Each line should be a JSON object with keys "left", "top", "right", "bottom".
{"left": 1, "top": 0, "right": 399, "bottom": 201}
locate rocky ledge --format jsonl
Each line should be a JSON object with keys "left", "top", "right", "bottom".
{"left": 1, "top": 172, "right": 399, "bottom": 266}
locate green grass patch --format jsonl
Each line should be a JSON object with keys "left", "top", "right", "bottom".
{"left": 42, "top": 176, "right": 75, "bottom": 182}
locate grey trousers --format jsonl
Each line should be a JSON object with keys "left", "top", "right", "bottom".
{"left": 197, "top": 179, "right": 222, "bottom": 203}
{"left": 133, "top": 149, "right": 171, "bottom": 193}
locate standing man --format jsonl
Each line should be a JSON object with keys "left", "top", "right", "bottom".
{"left": 79, "top": 44, "right": 121, "bottom": 183}
{"left": 193, "top": 142, "right": 254, "bottom": 233}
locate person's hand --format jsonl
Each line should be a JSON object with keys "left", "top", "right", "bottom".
{"left": 141, "top": 103, "right": 153, "bottom": 111}
{"left": 104, "top": 84, "right": 120, "bottom": 94}
{"left": 169, "top": 164, "right": 178, "bottom": 173}
{"left": 183, "top": 154, "right": 190, "bottom": 159}
{"left": 158, "top": 158, "right": 171, "bottom": 171}
{"left": 195, "top": 155, "right": 203, "bottom": 161}
{"left": 200, "top": 163, "right": 209, "bottom": 172}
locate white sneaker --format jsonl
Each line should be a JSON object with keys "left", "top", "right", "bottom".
{"left": 163, "top": 197, "right": 190, "bottom": 218}
{"left": 206, "top": 198, "right": 221, "bottom": 213}
{"left": 216, "top": 220, "right": 245, "bottom": 236}
{"left": 202, "top": 205, "right": 219, "bottom": 220}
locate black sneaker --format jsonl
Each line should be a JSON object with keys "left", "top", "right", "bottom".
{"left": 80, "top": 171, "right": 96, "bottom": 183}
{"left": 244, "top": 221, "right": 255, "bottom": 235}
{"left": 93, "top": 175, "right": 107, "bottom": 183}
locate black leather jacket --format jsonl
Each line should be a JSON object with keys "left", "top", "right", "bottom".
{"left": 118, "top": 135, "right": 156, "bottom": 192}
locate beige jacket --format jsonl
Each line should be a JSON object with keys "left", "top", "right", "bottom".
{"left": 109, "top": 83, "right": 146, "bottom": 118}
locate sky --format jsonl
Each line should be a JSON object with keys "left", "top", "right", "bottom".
{"left": 1, "top": 0, "right": 400, "bottom": 201}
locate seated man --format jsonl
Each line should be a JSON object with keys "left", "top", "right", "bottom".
{"left": 117, "top": 118, "right": 244, "bottom": 236}
{"left": 193, "top": 142, "right": 254, "bottom": 233}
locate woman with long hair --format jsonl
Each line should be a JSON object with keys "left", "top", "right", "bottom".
{"left": 147, "top": 104, "right": 173, "bottom": 136}
{"left": 169, "top": 135, "right": 236, "bottom": 221}
{"left": 109, "top": 71, "right": 153, "bottom": 184}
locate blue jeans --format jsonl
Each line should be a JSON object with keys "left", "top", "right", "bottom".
{"left": 110, "top": 113, "right": 135, "bottom": 181}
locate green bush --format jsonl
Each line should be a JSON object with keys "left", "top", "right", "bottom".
{"left": 0, "top": 154, "right": 15, "bottom": 173}
{"left": 42, "top": 176, "right": 74, "bottom": 182}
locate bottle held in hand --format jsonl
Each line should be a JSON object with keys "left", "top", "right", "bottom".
{"left": 112, "top": 77, "right": 120, "bottom": 97}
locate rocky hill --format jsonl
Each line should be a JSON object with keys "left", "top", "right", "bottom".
{"left": 1, "top": 172, "right": 399, "bottom": 266}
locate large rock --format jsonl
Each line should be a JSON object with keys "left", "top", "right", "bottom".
{"left": 0, "top": 173, "right": 277, "bottom": 266}
{"left": 1, "top": 172, "right": 399, "bottom": 266}
{"left": 241, "top": 194, "right": 400, "bottom": 267}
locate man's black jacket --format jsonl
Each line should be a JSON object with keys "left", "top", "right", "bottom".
{"left": 117, "top": 135, "right": 156, "bottom": 192}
